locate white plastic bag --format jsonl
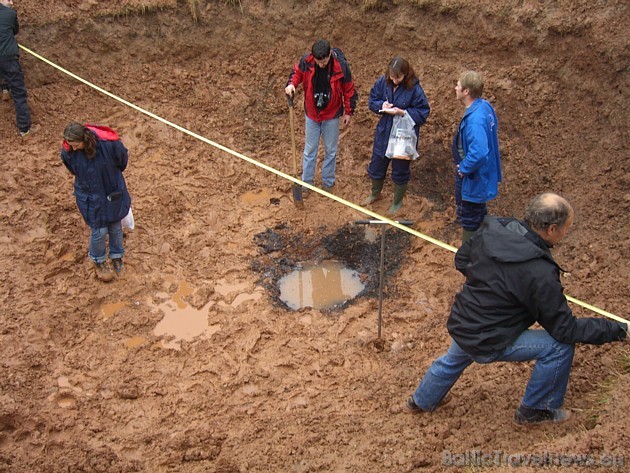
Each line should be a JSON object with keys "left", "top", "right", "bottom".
{"left": 385, "top": 112, "right": 419, "bottom": 160}
{"left": 121, "top": 207, "right": 135, "bottom": 231}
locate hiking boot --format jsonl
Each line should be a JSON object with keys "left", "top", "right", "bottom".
{"left": 94, "top": 262, "right": 114, "bottom": 282}
{"left": 322, "top": 184, "right": 334, "bottom": 194}
{"left": 1, "top": 89, "right": 9, "bottom": 101}
{"left": 514, "top": 405, "right": 571, "bottom": 425}
{"left": 404, "top": 394, "right": 452, "bottom": 414}
{"left": 19, "top": 128, "right": 30, "bottom": 137}
{"left": 111, "top": 258, "right": 124, "bottom": 274}
{"left": 405, "top": 397, "right": 426, "bottom": 414}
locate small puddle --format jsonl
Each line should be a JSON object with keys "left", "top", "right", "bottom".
{"left": 125, "top": 336, "right": 147, "bottom": 348}
{"left": 240, "top": 188, "right": 272, "bottom": 205}
{"left": 152, "top": 281, "right": 220, "bottom": 350}
{"left": 101, "top": 302, "right": 126, "bottom": 320}
{"left": 279, "top": 260, "right": 364, "bottom": 310}
{"left": 172, "top": 281, "right": 194, "bottom": 309}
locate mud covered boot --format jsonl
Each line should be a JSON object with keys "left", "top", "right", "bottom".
{"left": 362, "top": 179, "right": 384, "bottom": 206}
{"left": 514, "top": 405, "right": 571, "bottom": 425}
{"left": 387, "top": 183, "right": 408, "bottom": 215}
{"left": 94, "top": 262, "right": 114, "bottom": 282}
{"left": 111, "top": 258, "right": 125, "bottom": 275}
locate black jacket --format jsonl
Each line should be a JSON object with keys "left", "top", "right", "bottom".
{"left": 447, "top": 216, "right": 627, "bottom": 355}
{"left": 0, "top": 4, "right": 19, "bottom": 59}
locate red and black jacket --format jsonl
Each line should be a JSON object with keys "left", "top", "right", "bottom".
{"left": 287, "top": 50, "right": 358, "bottom": 122}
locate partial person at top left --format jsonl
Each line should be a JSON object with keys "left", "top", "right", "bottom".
{"left": 0, "top": 0, "right": 32, "bottom": 137}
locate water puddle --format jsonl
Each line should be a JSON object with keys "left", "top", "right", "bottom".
{"left": 125, "top": 336, "right": 147, "bottom": 348}
{"left": 279, "top": 260, "right": 365, "bottom": 310}
{"left": 240, "top": 188, "right": 272, "bottom": 205}
{"left": 101, "top": 302, "right": 126, "bottom": 320}
{"left": 152, "top": 281, "right": 220, "bottom": 350}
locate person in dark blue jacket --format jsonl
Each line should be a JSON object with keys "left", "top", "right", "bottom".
{"left": 364, "top": 57, "right": 430, "bottom": 214}
{"left": 452, "top": 70, "right": 501, "bottom": 243}
{"left": 61, "top": 123, "right": 131, "bottom": 282}
{"left": 406, "top": 193, "right": 628, "bottom": 425}
{"left": 0, "top": 0, "right": 31, "bottom": 136}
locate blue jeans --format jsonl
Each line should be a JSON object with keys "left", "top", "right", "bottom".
{"left": 412, "top": 330, "right": 575, "bottom": 411}
{"left": 89, "top": 221, "right": 124, "bottom": 263}
{"left": 302, "top": 116, "right": 340, "bottom": 188}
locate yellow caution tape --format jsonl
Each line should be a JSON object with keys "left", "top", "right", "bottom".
{"left": 19, "top": 44, "right": 628, "bottom": 327}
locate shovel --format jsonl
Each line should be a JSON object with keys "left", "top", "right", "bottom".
{"left": 287, "top": 94, "right": 304, "bottom": 208}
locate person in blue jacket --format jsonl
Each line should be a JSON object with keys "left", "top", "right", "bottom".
{"left": 61, "top": 122, "right": 131, "bottom": 282}
{"left": 364, "top": 57, "right": 430, "bottom": 214}
{"left": 452, "top": 70, "right": 501, "bottom": 243}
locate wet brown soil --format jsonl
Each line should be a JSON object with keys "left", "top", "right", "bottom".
{"left": 1, "top": 1, "right": 628, "bottom": 471}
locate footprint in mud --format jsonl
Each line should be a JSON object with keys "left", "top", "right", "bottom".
{"left": 55, "top": 393, "right": 77, "bottom": 409}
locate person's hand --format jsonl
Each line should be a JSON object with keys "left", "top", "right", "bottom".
{"left": 342, "top": 114, "right": 351, "bottom": 128}
{"left": 285, "top": 84, "right": 295, "bottom": 98}
{"left": 457, "top": 164, "right": 463, "bottom": 178}
{"left": 382, "top": 101, "right": 393, "bottom": 109}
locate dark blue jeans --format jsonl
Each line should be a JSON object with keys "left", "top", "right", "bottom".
{"left": 454, "top": 170, "right": 487, "bottom": 230}
{"left": 0, "top": 56, "right": 31, "bottom": 133}
{"left": 412, "top": 330, "right": 575, "bottom": 411}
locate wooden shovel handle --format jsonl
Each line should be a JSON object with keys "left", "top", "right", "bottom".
{"left": 287, "top": 94, "right": 298, "bottom": 175}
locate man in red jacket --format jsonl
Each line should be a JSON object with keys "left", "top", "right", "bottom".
{"left": 285, "top": 39, "right": 357, "bottom": 192}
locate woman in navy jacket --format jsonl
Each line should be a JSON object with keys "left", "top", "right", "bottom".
{"left": 365, "top": 57, "right": 430, "bottom": 214}
{"left": 61, "top": 122, "right": 131, "bottom": 281}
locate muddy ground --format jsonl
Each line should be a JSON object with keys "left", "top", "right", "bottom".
{"left": 0, "top": 0, "right": 628, "bottom": 471}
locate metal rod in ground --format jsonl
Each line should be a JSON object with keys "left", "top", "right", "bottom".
{"left": 355, "top": 219, "right": 413, "bottom": 339}
{"left": 378, "top": 227, "right": 386, "bottom": 338}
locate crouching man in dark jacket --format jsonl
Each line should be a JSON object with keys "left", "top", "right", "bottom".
{"left": 406, "top": 193, "right": 628, "bottom": 425}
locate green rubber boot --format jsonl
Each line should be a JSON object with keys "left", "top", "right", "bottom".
{"left": 362, "top": 179, "right": 385, "bottom": 206}
{"left": 461, "top": 228, "right": 476, "bottom": 244}
{"left": 387, "top": 183, "right": 408, "bottom": 215}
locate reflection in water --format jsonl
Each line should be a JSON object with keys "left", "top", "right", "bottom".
{"left": 279, "top": 261, "right": 364, "bottom": 310}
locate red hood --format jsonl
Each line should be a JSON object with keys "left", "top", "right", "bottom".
{"left": 62, "top": 124, "right": 119, "bottom": 151}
